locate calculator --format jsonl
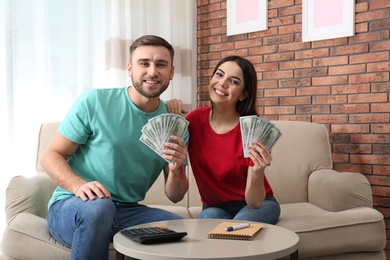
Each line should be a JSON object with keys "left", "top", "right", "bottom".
{"left": 120, "top": 226, "right": 187, "bottom": 244}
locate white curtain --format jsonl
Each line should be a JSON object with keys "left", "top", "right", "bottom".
{"left": 0, "top": 0, "right": 196, "bottom": 241}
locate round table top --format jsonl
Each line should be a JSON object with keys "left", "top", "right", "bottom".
{"left": 114, "top": 219, "right": 299, "bottom": 260}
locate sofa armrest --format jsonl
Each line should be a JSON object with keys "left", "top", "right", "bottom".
{"left": 5, "top": 173, "right": 57, "bottom": 223}
{"left": 308, "top": 169, "right": 373, "bottom": 212}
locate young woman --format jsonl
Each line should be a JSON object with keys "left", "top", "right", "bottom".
{"left": 169, "top": 56, "right": 280, "bottom": 224}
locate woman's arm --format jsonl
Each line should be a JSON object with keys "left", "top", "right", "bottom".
{"left": 165, "top": 98, "right": 188, "bottom": 115}
{"left": 245, "top": 140, "right": 272, "bottom": 208}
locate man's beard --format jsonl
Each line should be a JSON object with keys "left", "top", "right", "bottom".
{"left": 132, "top": 80, "right": 169, "bottom": 98}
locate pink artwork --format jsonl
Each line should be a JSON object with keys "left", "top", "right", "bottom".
{"left": 302, "top": 0, "right": 355, "bottom": 42}
{"left": 313, "top": 0, "right": 343, "bottom": 28}
{"left": 236, "top": 0, "right": 259, "bottom": 24}
{"left": 226, "top": 0, "right": 268, "bottom": 36}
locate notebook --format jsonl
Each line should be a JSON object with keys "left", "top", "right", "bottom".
{"left": 207, "top": 222, "right": 264, "bottom": 241}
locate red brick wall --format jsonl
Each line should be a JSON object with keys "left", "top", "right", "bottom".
{"left": 197, "top": 0, "right": 389, "bottom": 257}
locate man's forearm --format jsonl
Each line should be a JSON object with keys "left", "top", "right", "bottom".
{"left": 164, "top": 165, "right": 189, "bottom": 203}
{"left": 41, "top": 151, "right": 86, "bottom": 194}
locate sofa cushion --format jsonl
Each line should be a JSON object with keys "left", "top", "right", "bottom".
{"left": 308, "top": 170, "right": 373, "bottom": 211}
{"left": 2, "top": 212, "right": 70, "bottom": 260}
{"left": 145, "top": 205, "right": 192, "bottom": 219}
{"left": 278, "top": 203, "right": 386, "bottom": 258}
{"left": 2, "top": 212, "right": 120, "bottom": 260}
{"left": 290, "top": 251, "right": 386, "bottom": 260}
{"left": 266, "top": 121, "right": 332, "bottom": 204}
{"left": 35, "top": 122, "right": 61, "bottom": 172}
{"left": 188, "top": 206, "right": 202, "bottom": 219}
{"left": 5, "top": 173, "right": 57, "bottom": 222}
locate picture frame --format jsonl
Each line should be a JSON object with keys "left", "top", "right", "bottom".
{"left": 302, "top": 0, "right": 355, "bottom": 42}
{"left": 226, "top": 0, "right": 268, "bottom": 36}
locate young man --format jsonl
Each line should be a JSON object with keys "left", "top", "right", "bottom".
{"left": 40, "top": 35, "right": 189, "bottom": 260}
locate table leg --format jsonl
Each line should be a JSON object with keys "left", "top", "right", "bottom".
{"left": 290, "top": 249, "right": 298, "bottom": 260}
{"left": 116, "top": 250, "right": 125, "bottom": 260}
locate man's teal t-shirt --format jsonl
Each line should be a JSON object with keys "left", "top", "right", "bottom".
{"left": 48, "top": 87, "right": 188, "bottom": 208}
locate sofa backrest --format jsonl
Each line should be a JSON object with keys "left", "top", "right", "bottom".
{"left": 34, "top": 121, "right": 189, "bottom": 207}
{"left": 266, "top": 121, "right": 332, "bottom": 204}
{"left": 187, "top": 120, "right": 332, "bottom": 207}
{"left": 36, "top": 122, "right": 61, "bottom": 172}
{"left": 140, "top": 171, "right": 188, "bottom": 207}
{"left": 5, "top": 122, "right": 61, "bottom": 223}
{"left": 35, "top": 120, "right": 333, "bottom": 208}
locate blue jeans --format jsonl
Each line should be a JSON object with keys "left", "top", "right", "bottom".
{"left": 47, "top": 196, "right": 183, "bottom": 260}
{"left": 198, "top": 196, "right": 280, "bottom": 224}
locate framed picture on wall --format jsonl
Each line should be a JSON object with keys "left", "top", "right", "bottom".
{"left": 226, "top": 0, "right": 268, "bottom": 36}
{"left": 302, "top": 0, "right": 355, "bottom": 42}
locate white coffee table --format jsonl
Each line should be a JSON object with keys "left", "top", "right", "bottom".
{"left": 114, "top": 219, "right": 299, "bottom": 260}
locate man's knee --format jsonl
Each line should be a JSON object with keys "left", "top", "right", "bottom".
{"left": 81, "top": 198, "right": 116, "bottom": 222}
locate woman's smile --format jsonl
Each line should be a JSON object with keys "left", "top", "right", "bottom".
{"left": 214, "top": 88, "right": 228, "bottom": 96}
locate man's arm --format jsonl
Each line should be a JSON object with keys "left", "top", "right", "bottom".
{"left": 163, "top": 164, "right": 188, "bottom": 203}
{"left": 40, "top": 132, "right": 111, "bottom": 201}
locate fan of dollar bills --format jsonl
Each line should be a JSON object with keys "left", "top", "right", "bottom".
{"left": 239, "top": 116, "right": 282, "bottom": 158}
{"left": 140, "top": 113, "right": 189, "bottom": 161}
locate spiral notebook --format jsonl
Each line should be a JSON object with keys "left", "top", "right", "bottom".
{"left": 207, "top": 222, "right": 264, "bottom": 241}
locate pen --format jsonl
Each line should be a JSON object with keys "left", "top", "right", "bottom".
{"left": 224, "top": 223, "right": 250, "bottom": 232}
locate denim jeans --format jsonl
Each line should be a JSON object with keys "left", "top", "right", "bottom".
{"left": 198, "top": 196, "right": 281, "bottom": 224}
{"left": 47, "top": 196, "right": 183, "bottom": 260}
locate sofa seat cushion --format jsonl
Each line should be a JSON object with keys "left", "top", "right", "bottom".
{"left": 3, "top": 212, "right": 70, "bottom": 260}
{"left": 289, "top": 251, "right": 386, "bottom": 260}
{"left": 188, "top": 206, "right": 202, "bottom": 218}
{"left": 277, "top": 203, "right": 386, "bottom": 258}
{"left": 2, "top": 212, "right": 118, "bottom": 260}
{"left": 146, "top": 205, "right": 192, "bottom": 219}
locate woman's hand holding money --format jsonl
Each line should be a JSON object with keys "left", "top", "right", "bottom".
{"left": 246, "top": 140, "right": 271, "bottom": 208}
{"left": 248, "top": 140, "right": 272, "bottom": 172}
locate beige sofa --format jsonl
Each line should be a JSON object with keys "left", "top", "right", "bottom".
{"left": 2, "top": 121, "right": 386, "bottom": 260}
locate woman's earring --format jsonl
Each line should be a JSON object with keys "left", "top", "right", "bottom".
{"left": 239, "top": 93, "right": 247, "bottom": 101}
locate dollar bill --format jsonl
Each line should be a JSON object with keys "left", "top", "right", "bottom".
{"left": 140, "top": 113, "right": 189, "bottom": 161}
{"left": 239, "top": 115, "right": 282, "bottom": 158}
